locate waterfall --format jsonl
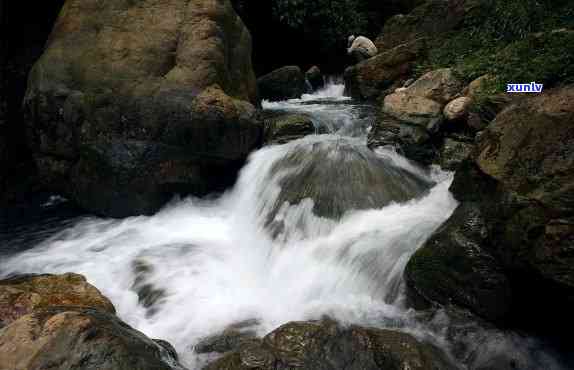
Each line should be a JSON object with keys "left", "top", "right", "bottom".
{"left": 0, "top": 82, "right": 565, "bottom": 369}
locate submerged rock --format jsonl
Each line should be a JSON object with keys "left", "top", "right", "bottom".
{"left": 263, "top": 113, "right": 318, "bottom": 145}
{"left": 0, "top": 273, "right": 115, "bottom": 328}
{"left": 0, "top": 307, "right": 184, "bottom": 370}
{"left": 257, "top": 66, "right": 306, "bottom": 102}
{"left": 205, "top": 319, "right": 456, "bottom": 370}
{"left": 24, "top": 0, "right": 261, "bottom": 217}
{"left": 265, "top": 137, "right": 433, "bottom": 225}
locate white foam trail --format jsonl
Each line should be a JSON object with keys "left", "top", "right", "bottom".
{"left": 0, "top": 138, "right": 457, "bottom": 368}
{"left": 1, "top": 83, "right": 565, "bottom": 369}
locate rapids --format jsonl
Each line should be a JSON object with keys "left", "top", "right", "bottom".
{"left": 0, "top": 82, "right": 567, "bottom": 369}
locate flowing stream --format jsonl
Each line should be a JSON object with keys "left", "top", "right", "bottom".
{"left": 0, "top": 82, "right": 567, "bottom": 369}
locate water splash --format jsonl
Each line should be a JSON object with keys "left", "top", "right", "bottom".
{"left": 0, "top": 82, "right": 567, "bottom": 369}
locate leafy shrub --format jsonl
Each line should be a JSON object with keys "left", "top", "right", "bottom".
{"left": 417, "top": 0, "right": 574, "bottom": 91}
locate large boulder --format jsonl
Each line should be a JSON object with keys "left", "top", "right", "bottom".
{"left": 0, "top": 307, "right": 184, "bottom": 370}
{"left": 406, "top": 203, "right": 513, "bottom": 321}
{"left": 344, "top": 38, "right": 425, "bottom": 101}
{"left": 205, "top": 319, "right": 456, "bottom": 370}
{"left": 257, "top": 66, "right": 306, "bottom": 101}
{"left": 405, "top": 86, "right": 574, "bottom": 325}
{"left": 0, "top": 273, "right": 115, "bottom": 329}
{"left": 265, "top": 137, "right": 433, "bottom": 223}
{"left": 24, "top": 0, "right": 261, "bottom": 217}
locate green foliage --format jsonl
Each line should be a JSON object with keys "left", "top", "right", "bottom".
{"left": 270, "top": 0, "right": 368, "bottom": 50}
{"left": 416, "top": 0, "right": 574, "bottom": 93}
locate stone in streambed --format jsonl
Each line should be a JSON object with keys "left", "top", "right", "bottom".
{"left": 263, "top": 113, "right": 318, "bottom": 145}
{"left": 204, "top": 319, "right": 456, "bottom": 370}
{"left": 265, "top": 137, "right": 433, "bottom": 225}
{"left": 257, "top": 66, "right": 306, "bottom": 102}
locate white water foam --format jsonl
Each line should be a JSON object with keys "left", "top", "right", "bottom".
{"left": 0, "top": 82, "right": 567, "bottom": 369}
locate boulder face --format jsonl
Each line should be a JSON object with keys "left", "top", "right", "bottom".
{"left": 257, "top": 66, "right": 306, "bottom": 101}
{"left": 0, "top": 307, "right": 183, "bottom": 370}
{"left": 404, "top": 68, "right": 463, "bottom": 104}
{"left": 0, "top": 273, "right": 115, "bottom": 329}
{"left": 367, "top": 114, "right": 436, "bottom": 166}
{"left": 265, "top": 137, "right": 433, "bottom": 222}
{"left": 405, "top": 86, "right": 574, "bottom": 325}
{"left": 24, "top": 0, "right": 261, "bottom": 217}
{"left": 205, "top": 319, "right": 456, "bottom": 370}
{"left": 344, "top": 38, "right": 425, "bottom": 101}
{"left": 383, "top": 92, "right": 444, "bottom": 131}
{"left": 406, "top": 203, "right": 513, "bottom": 321}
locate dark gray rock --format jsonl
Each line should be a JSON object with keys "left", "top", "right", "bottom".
{"left": 257, "top": 66, "right": 306, "bottom": 102}
{"left": 405, "top": 203, "right": 513, "bottom": 321}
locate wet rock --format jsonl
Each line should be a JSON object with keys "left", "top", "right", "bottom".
{"left": 266, "top": 137, "right": 433, "bottom": 224}
{"left": 131, "top": 260, "right": 166, "bottom": 316}
{"left": 444, "top": 97, "right": 472, "bottom": 121}
{"left": 71, "top": 87, "right": 261, "bottom": 217}
{"left": 205, "top": 319, "right": 456, "bottom": 370}
{"left": 438, "top": 138, "right": 474, "bottom": 171}
{"left": 0, "top": 273, "right": 115, "bottom": 328}
{"left": 382, "top": 91, "right": 444, "bottom": 132}
{"left": 344, "top": 38, "right": 426, "bottom": 101}
{"left": 367, "top": 114, "right": 437, "bottom": 166}
{"left": 195, "top": 319, "right": 260, "bottom": 354}
{"left": 405, "top": 85, "right": 574, "bottom": 327}
{"left": 257, "top": 66, "right": 306, "bottom": 102}
{"left": 405, "top": 203, "right": 513, "bottom": 322}
{"left": 263, "top": 113, "right": 318, "bottom": 145}
{"left": 306, "top": 66, "right": 325, "bottom": 92}
{"left": 0, "top": 307, "right": 184, "bottom": 370}
{"left": 24, "top": 0, "right": 261, "bottom": 217}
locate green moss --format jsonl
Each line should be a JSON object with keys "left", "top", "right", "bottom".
{"left": 415, "top": 0, "right": 574, "bottom": 91}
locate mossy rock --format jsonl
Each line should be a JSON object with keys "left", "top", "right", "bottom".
{"left": 205, "top": 319, "right": 456, "bottom": 370}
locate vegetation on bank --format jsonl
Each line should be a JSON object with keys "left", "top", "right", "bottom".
{"left": 416, "top": 0, "right": 574, "bottom": 94}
